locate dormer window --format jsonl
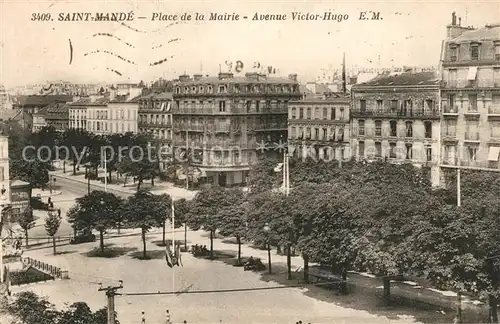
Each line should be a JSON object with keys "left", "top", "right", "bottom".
{"left": 218, "top": 85, "right": 227, "bottom": 93}
{"left": 449, "top": 43, "right": 458, "bottom": 61}
{"left": 471, "top": 43, "right": 480, "bottom": 61}
{"left": 184, "top": 87, "right": 189, "bottom": 93}
{"left": 495, "top": 41, "right": 500, "bottom": 61}
{"left": 207, "top": 85, "right": 213, "bottom": 93}
{"left": 199, "top": 86, "right": 204, "bottom": 92}
{"left": 233, "top": 84, "right": 240, "bottom": 93}
{"left": 175, "top": 87, "right": 180, "bottom": 94}
{"left": 191, "top": 86, "right": 196, "bottom": 93}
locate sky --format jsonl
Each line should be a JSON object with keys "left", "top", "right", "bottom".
{"left": 0, "top": 0, "right": 499, "bottom": 87}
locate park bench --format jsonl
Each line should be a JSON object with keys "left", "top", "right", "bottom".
{"left": 308, "top": 267, "right": 345, "bottom": 292}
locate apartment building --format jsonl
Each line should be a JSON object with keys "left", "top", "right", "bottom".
{"left": 351, "top": 71, "right": 441, "bottom": 185}
{"left": 288, "top": 95, "right": 351, "bottom": 161}
{"left": 85, "top": 98, "right": 109, "bottom": 135}
{"left": 172, "top": 72, "right": 301, "bottom": 187}
{"left": 440, "top": 12, "right": 500, "bottom": 172}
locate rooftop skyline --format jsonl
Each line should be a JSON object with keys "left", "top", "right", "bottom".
{"left": 1, "top": 0, "right": 499, "bottom": 87}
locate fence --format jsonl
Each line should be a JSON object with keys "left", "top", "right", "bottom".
{"left": 26, "top": 234, "right": 73, "bottom": 248}
{"left": 22, "top": 257, "right": 62, "bottom": 278}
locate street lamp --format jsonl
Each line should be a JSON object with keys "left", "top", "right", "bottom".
{"left": 263, "top": 222, "right": 271, "bottom": 274}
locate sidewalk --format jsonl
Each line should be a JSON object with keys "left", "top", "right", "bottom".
{"left": 50, "top": 168, "right": 197, "bottom": 200}
{"left": 32, "top": 188, "right": 62, "bottom": 198}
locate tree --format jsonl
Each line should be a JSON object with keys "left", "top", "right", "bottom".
{"left": 45, "top": 209, "right": 61, "bottom": 255}
{"left": 216, "top": 189, "right": 247, "bottom": 264}
{"left": 123, "top": 189, "right": 164, "bottom": 258}
{"left": 187, "top": 186, "right": 235, "bottom": 258}
{"left": 7, "top": 291, "right": 60, "bottom": 324}
{"left": 117, "top": 134, "right": 158, "bottom": 190}
{"left": 18, "top": 207, "right": 35, "bottom": 247}
{"left": 73, "top": 191, "right": 122, "bottom": 252}
{"left": 154, "top": 193, "right": 172, "bottom": 246}
{"left": 247, "top": 156, "right": 281, "bottom": 193}
{"left": 61, "top": 129, "right": 92, "bottom": 175}
{"left": 174, "top": 198, "right": 191, "bottom": 251}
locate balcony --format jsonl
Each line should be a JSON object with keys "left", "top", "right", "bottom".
{"left": 441, "top": 156, "right": 458, "bottom": 166}
{"left": 465, "top": 132, "right": 480, "bottom": 142}
{"left": 442, "top": 132, "right": 457, "bottom": 142}
{"left": 488, "top": 106, "right": 500, "bottom": 117}
{"left": 138, "top": 121, "right": 172, "bottom": 128}
{"left": 351, "top": 108, "right": 439, "bottom": 119}
{"left": 442, "top": 104, "right": 459, "bottom": 116}
{"left": 176, "top": 141, "right": 249, "bottom": 150}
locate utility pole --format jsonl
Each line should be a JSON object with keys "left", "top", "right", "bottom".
{"left": 98, "top": 280, "right": 123, "bottom": 324}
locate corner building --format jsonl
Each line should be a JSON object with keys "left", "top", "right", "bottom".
{"left": 440, "top": 12, "right": 500, "bottom": 172}
{"left": 172, "top": 72, "right": 301, "bottom": 187}
{"left": 351, "top": 71, "right": 442, "bottom": 186}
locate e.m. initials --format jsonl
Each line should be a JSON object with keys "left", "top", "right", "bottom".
{"left": 359, "top": 11, "right": 382, "bottom": 20}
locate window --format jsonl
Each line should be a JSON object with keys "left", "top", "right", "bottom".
{"left": 306, "top": 108, "right": 311, "bottom": 119}
{"left": 390, "top": 120, "right": 397, "bottom": 137}
{"left": 323, "top": 107, "right": 328, "bottom": 119}
{"left": 208, "top": 85, "right": 213, "bottom": 93}
{"left": 291, "top": 127, "right": 296, "bottom": 138}
{"left": 266, "top": 100, "right": 271, "bottom": 110}
{"left": 425, "top": 99, "right": 434, "bottom": 111}
{"left": 424, "top": 121, "right": 432, "bottom": 138}
{"left": 496, "top": 43, "right": 500, "bottom": 60}
{"left": 255, "top": 101, "right": 260, "bottom": 112}
{"left": 375, "top": 120, "right": 382, "bottom": 136}
{"left": 315, "top": 108, "right": 320, "bottom": 119}
{"left": 218, "top": 85, "right": 226, "bottom": 93}
{"left": 467, "top": 146, "right": 477, "bottom": 161}
{"left": 426, "top": 146, "right": 432, "bottom": 162}
{"left": 219, "top": 101, "right": 226, "bottom": 112}
{"left": 495, "top": 68, "right": 500, "bottom": 87}
{"left": 471, "top": 44, "right": 479, "bottom": 60}
{"left": 376, "top": 100, "right": 383, "bottom": 110}
{"left": 315, "top": 128, "right": 319, "bottom": 139}
{"left": 375, "top": 142, "right": 382, "bottom": 157}
{"left": 449, "top": 45, "right": 457, "bottom": 61}
{"left": 359, "top": 141, "right": 365, "bottom": 157}
{"left": 176, "top": 87, "right": 180, "bottom": 94}
{"left": 390, "top": 100, "right": 398, "bottom": 112}
{"left": 405, "top": 144, "right": 412, "bottom": 160}
{"left": 306, "top": 127, "right": 311, "bottom": 139}
{"left": 358, "top": 120, "right": 365, "bottom": 136}
{"left": 468, "top": 94, "right": 478, "bottom": 111}
{"left": 298, "top": 127, "right": 303, "bottom": 139}
{"left": 331, "top": 108, "right": 336, "bottom": 120}
{"left": 192, "top": 86, "right": 196, "bottom": 93}
{"left": 291, "top": 108, "right": 296, "bottom": 119}
{"left": 359, "top": 100, "right": 366, "bottom": 112}
{"left": 448, "top": 69, "right": 457, "bottom": 87}
{"left": 389, "top": 143, "right": 397, "bottom": 158}
{"left": 339, "top": 108, "right": 344, "bottom": 120}
{"left": 405, "top": 121, "right": 413, "bottom": 137}
{"left": 448, "top": 94, "right": 456, "bottom": 112}
{"left": 298, "top": 108, "right": 303, "bottom": 119}
{"left": 323, "top": 128, "right": 328, "bottom": 140}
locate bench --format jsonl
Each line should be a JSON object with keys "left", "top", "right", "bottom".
{"left": 309, "top": 268, "right": 345, "bottom": 292}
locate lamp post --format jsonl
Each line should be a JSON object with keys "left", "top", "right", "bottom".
{"left": 263, "top": 222, "right": 271, "bottom": 274}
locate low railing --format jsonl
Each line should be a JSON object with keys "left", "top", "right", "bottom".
{"left": 352, "top": 108, "right": 440, "bottom": 118}
{"left": 22, "top": 257, "right": 62, "bottom": 278}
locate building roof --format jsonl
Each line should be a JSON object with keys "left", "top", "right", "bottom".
{"left": 32, "top": 107, "right": 48, "bottom": 116}
{"left": 10, "top": 179, "right": 30, "bottom": 188}
{"left": 290, "top": 96, "right": 350, "bottom": 104}
{"left": 176, "top": 74, "right": 298, "bottom": 85}
{"left": 153, "top": 92, "right": 173, "bottom": 100}
{"left": 46, "top": 102, "right": 69, "bottom": 114}
{"left": 353, "top": 71, "right": 440, "bottom": 87}
{"left": 452, "top": 25, "right": 500, "bottom": 42}
{"left": 13, "top": 95, "right": 72, "bottom": 107}
{"left": 69, "top": 97, "right": 108, "bottom": 106}
{"left": 109, "top": 94, "right": 140, "bottom": 104}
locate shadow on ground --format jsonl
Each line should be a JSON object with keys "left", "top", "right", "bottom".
{"left": 186, "top": 243, "right": 472, "bottom": 324}
{"left": 129, "top": 250, "right": 165, "bottom": 260}
{"left": 83, "top": 245, "right": 137, "bottom": 258}
{"left": 151, "top": 239, "right": 191, "bottom": 248}
{"left": 55, "top": 250, "right": 77, "bottom": 255}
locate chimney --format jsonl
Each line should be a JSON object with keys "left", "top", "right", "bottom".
{"left": 446, "top": 12, "right": 472, "bottom": 39}
{"left": 288, "top": 74, "right": 298, "bottom": 82}
{"left": 245, "top": 72, "right": 260, "bottom": 81}
{"left": 193, "top": 74, "right": 203, "bottom": 81}
{"left": 178, "top": 74, "right": 191, "bottom": 82}
{"left": 452, "top": 12, "right": 456, "bottom": 25}
{"left": 459, "top": 17, "right": 461, "bottom": 26}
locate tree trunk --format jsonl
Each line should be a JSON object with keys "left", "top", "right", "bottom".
{"left": 142, "top": 227, "right": 147, "bottom": 258}
{"left": 303, "top": 254, "right": 309, "bottom": 283}
{"left": 151, "top": 177, "right": 154, "bottom": 186}
{"left": 162, "top": 221, "right": 166, "bottom": 245}
{"left": 341, "top": 267, "right": 348, "bottom": 295}
{"left": 72, "top": 158, "right": 77, "bottom": 175}
{"left": 108, "top": 169, "right": 112, "bottom": 184}
{"left": 99, "top": 230, "right": 104, "bottom": 252}
{"left": 63, "top": 160, "right": 66, "bottom": 173}
{"left": 286, "top": 244, "right": 292, "bottom": 280}
{"left": 123, "top": 175, "right": 128, "bottom": 187}
{"left": 137, "top": 177, "right": 142, "bottom": 190}
{"left": 209, "top": 230, "right": 214, "bottom": 259}
{"left": 52, "top": 236, "right": 56, "bottom": 255}
{"left": 490, "top": 295, "right": 498, "bottom": 323}
{"left": 24, "top": 229, "right": 29, "bottom": 248}
{"left": 236, "top": 235, "right": 241, "bottom": 265}
{"left": 184, "top": 224, "right": 187, "bottom": 251}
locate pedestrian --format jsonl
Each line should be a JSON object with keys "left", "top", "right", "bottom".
{"left": 165, "top": 309, "right": 171, "bottom": 324}
{"left": 141, "top": 311, "right": 146, "bottom": 323}
{"left": 452, "top": 315, "right": 459, "bottom": 324}
{"left": 183, "top": 321, "right": 187, "bottom": 324}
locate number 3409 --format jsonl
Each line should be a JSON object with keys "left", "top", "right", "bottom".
{"left": 31, "top": 13, "right": 52, "bottom": 21}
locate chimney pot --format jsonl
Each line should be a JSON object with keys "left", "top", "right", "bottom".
{"left": 452, "top": 11, "right": 456, "bottom": 25}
